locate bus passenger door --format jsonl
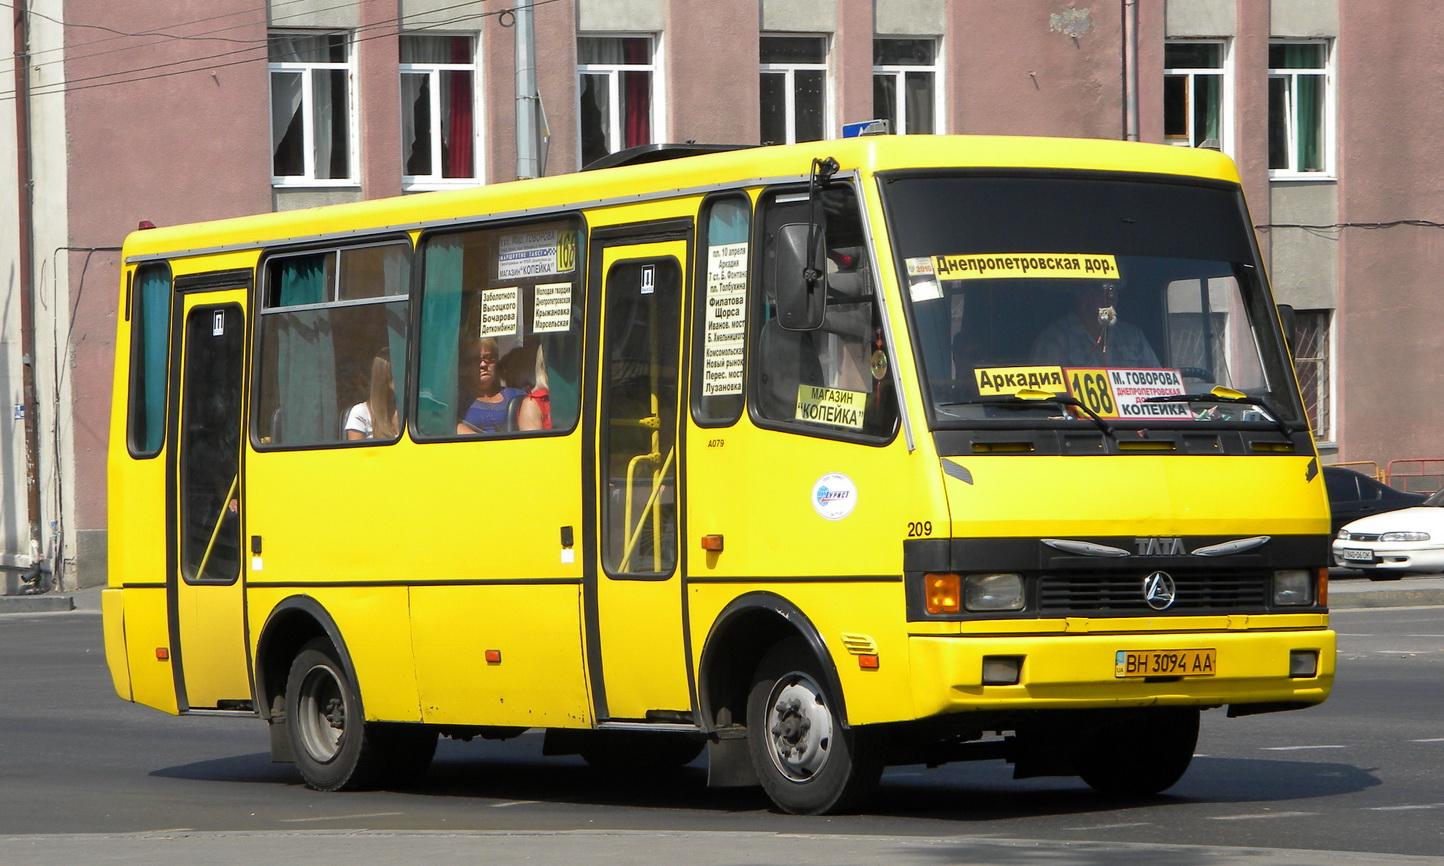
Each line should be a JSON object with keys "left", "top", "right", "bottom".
{"left": 168, "top": 288, "right": 251, "bottom": 710}
{"left": 586, "top": 236, "right": 692, "bottom": 722}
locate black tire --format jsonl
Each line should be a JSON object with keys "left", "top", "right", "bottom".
{"left": 284, "top": 637, "right": 436, "bottom": 791}
{"left": 1075, "top": 707, "right": 1199, "bottom": 796}
{"left": 746, "top": 637, "right": 883, "bottom": 815}
{"left": 577, "top": 730, "right": 705, "bottom": 773}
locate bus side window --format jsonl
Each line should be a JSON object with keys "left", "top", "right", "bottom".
{"left": 692, "top": 194, "right": 750, "bottom": 426}
{"left": 128, "top": 263, "right": 173, "bottom": 456}
{"left": 752, "top": 185, "right": 898, "bottom": 439}
{"left": 253, "top": 242, "right": 410, "bottom": 448}
{"left": 414, "top": 217, "right": 585, "bottom": 439}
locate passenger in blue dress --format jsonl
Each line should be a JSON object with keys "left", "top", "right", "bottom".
{"left": 457, "top": 337, "right": 523, "bottom": 434}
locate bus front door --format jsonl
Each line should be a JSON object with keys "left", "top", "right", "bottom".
{"left": 167, "top": 288, "right": 251, "bottom": 711}
{"left": 587, "top": 238, "right": 692, "bottom": 722}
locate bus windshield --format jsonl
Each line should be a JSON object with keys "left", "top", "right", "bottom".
{"left": 882, "top": 173, "right": 1303, "bottom": 430}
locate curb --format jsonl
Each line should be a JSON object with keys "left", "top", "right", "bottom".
{"left": 0, "top": 593, "right": 77, "bottom": 613}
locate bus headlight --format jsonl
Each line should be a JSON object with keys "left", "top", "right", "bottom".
{"left": 964, "top": 573, "right": 1025, "bottom": 611}
{"left": 1273, "top": 569, "right": 1314, "bottom": 606}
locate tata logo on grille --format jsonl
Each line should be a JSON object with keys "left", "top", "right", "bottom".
{"left": 1135, "top": 536, "right": 1185, "bottom": 556}
{"left": 1142, "top": 571, "right": 1177, "bottom": 610}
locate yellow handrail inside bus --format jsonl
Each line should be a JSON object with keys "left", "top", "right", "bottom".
{"left": 194, "top": 474, "right": 238, "bottom": 580}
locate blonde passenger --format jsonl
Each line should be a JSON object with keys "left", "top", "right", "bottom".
{"left": 345, "top": 351, "right": 399, "bottom": 440}
{"left": 517, "top": 343, "right": 552, "bottom": 431}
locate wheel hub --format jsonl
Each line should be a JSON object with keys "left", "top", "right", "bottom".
{"left": 765, "top": 676, "right": 833, "bottom": 781}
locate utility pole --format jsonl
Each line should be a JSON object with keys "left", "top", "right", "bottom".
{"left": 515, "top": 1, "right": 540, "bottom": 179}
{"left": 11, "top": 0, "right": 45, "bottom": 589}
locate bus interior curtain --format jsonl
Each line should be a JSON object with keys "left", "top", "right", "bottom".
{"left": 418, "top": 238, "right": 464, "bottom": 434}
{"left": 276, "top": 258, "right": 338, "bottom": 443}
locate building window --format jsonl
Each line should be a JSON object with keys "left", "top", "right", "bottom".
{"left": 1294, "top": 309, "right": 1332, "bottom": 442}
{"left": 760, "top": 35, "right": 828, "bottom": 144}
{"left": 577, "top": 36, "right": 655, "bottom": 169}
{"left": 1164, "top": 40, "right": 1226, "bottom": 149}
{"left": 1269, "top": 41, "right": 1331, "bottom": 176}
{"left": 400, "top": 34, "right": 477, "bottom": 187}
{"left": 269, "top": 32, "right": 355, "bottom": 184}
{"left": 873, "top": 38, "right": 939, "bottom": 135}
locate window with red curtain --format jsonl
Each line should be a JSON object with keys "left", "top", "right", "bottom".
{"left": 401, "top": 34, "right": 477, "bottom": 185}
{"left": 578, "top": 36, "right": 654, "bottom": 167}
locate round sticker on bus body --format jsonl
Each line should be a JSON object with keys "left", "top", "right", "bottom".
{"left": 812, "top": 473, "right": 858, "bottom": 521}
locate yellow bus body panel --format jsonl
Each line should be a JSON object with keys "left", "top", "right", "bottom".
{"left": 247, "top": 586, "right": 419, "bottom": 721}
{"left": 119, "top": 587, "right": 179, "bottom": 714}
{"left": 101, "top": 588, "right": 132, "bottom": 702}
{"left": 945, "top": 455, "right": 1329, "bottom": 538}
{"left": 410, "top": 584, "right": 591, "bottom": 727}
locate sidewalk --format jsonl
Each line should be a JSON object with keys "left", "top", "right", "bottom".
{"left": 4, "top": 572, "right": 1442, "bottom": 615}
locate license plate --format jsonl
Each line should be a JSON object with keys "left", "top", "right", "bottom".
{"left": 1115, "top": 649, "right": 1217, "bottom": 678}
{"left": 1340, "top": 548, "right": 1375, "bottom": 562}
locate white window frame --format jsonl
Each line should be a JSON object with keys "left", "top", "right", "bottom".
{"left": 1163, "top": 39, "right": 1231, "bottom": 154}
{"left": 760, "top": 34, "right": 832, "bottom": 144}
{"left": 576, "top": 33, "right": 662, "bottom": 167}
{"left": 1293, "top": 309, "right": 1334, "bottom": 444}
{"left": 872, "top": 36, "right": 943, "bottom": 135}
{"left": 269, "top": 30, "right": 359, "bottom": 188}
{"left": 400, "top": 33, "right": 482, "bottom": 191}
{"left": 1268, "top": 39, "right": 1334, "bottom": 179}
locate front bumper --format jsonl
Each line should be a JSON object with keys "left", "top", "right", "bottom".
{"left": 908, "top": 625, "right": 1335, "bottom": 719}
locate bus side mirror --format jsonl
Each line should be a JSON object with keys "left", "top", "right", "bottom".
{"left": 1276, "top": 303, "right": 1298, "bottom": 357}
{"left": 772, "top": 222, "right": 825, "bottom": 330}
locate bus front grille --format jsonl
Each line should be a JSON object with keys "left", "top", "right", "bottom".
{"left": 1037, "top": 571, "right": 1270, "bottom": 614}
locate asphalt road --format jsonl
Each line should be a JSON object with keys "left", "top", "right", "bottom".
{"left": 2, "top": 594, "right": 1443, "bottom": 864}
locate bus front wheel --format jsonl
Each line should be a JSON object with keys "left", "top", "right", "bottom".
{"left": 1075, "top": 707, "right": 1199, "bottom": 796}
{"left": 745, "top": 637, "right": 882, "bottom": 815}
{"left": 284, "top": 637, "right": 436, "bottom": 791}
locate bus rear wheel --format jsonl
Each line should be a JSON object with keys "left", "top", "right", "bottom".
{"left": 1075, "top": 707, "right": 1199, "bottom": 796}
{"left": 746, "top": 638, "right": 882, "bottom": 815}
{"left": 285, "top": 637, "right": 436, "bottom": 791}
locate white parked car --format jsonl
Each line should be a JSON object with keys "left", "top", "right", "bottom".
{"left": 1333, "top": 489, "right": 1444, "bottom": 579}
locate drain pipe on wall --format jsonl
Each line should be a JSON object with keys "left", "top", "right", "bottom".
{"left": 1123, "top": 0, "right": 1140, "bottom": 141}
{"left": 11, "top": 0, "right": 48, "bottom": 592}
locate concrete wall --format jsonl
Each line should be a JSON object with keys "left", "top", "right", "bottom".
{"left": 1332, "top": 3, "right": 1444, "bottom": 467}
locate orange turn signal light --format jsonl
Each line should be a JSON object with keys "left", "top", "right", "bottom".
{"left": 925, "top": 573, "right": 961, "bottom": 614}
{"left": 484, "top": 649, "right": 502, "bottom": 664}
{"left": 858, "top": 654, "right": 880, "bottom": 670}
{"left": 155, "top": 647, "right": 170, "bottom": 661}
{"left": 700, "top": 534, "right": 724, "bottom": 551}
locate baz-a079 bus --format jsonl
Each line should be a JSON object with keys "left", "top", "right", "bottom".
{"left": 104, "top": 135, "right": 1333, "bottom": 814}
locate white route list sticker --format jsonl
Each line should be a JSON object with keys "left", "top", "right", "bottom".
{"left": 532, "top": 282, "right": 573, "bottom": 333}
{"left": 702, "top": 243, "right": 747, "bottom": 396}
{"left": 480, "top": 287, "right": 520, "bottom": 337}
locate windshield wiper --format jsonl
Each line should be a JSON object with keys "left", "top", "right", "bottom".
{"left": 979, "top": 388, "right": 1115, "bottom": 438}
{"left": 1143, "top": 386, "right": 1295, "bottom": 438}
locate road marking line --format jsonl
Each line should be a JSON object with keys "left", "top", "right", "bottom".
{"left": 1210, "top": 811, "right": 1317, "bottom": 821}
{"left": 1369, "top": 804, "right": 1444, "bottom": 811}
{"left": 491, "top": 800, "right": 540, "bottom": 808}
{"left": 1067, "top": 822, "right": 1150, "bottom": 830}
{"left": 279, "top": 812, "right": 404, "bottom": 823}
{"left": 1260, "top": 745, "right": 1346, "bottom": 751}
{"left": 1412, "top": 738, "right": 1444, "bottom": 743}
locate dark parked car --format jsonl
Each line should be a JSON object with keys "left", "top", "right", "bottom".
{"left": 1323, "top": 465, "right": 1429, "bottom": 536}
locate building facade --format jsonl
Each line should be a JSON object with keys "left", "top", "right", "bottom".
{"left": 1, "top": 0, "right": 1437, "bottom": 590}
